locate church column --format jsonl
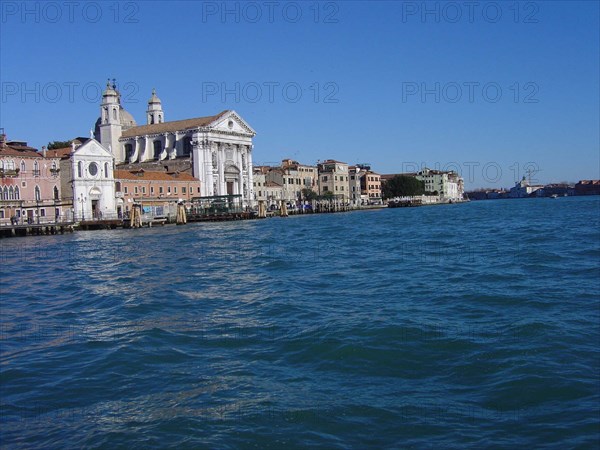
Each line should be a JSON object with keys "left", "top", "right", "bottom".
{"left": 247, "top": 144, "right": 254, "bottom": 206}
{"left": 205, "top": 141, "right": 215, "bottom": 197}
{"left": 192, "top": 135, "right": 208, "bottom": 197}
{"left": 217, "top": 142, "right": 225, "bottom": 196}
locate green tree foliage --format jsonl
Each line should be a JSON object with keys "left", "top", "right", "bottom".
{"left": 47, "top": 141, "right": 72, "bottom": 150}
{"left": 301, "top": 188, "right": 318, "bottom": 201}
{"left": 382, "top": 175, "right": 425, "bottom": 198}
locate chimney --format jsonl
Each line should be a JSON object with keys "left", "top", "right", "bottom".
{"left": 42, "top": 146, "right": 47, "bottom": 158}
{"left": 0, "top": 132, "right": 6, "bottom": 148}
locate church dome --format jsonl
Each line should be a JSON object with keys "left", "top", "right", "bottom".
{"left": 120, "top": 108, "right": 137, "bottom": 128}
{"left": 94, "top": 107, "right": 137, "bottom": 137}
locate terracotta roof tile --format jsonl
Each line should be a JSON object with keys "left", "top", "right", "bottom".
{"left": 120, "top": 111, "right": 230, "bottom": 138}
{"left": 0, "top": 145, "right": 43, "bottom": 158}
{"left": 50, "top": 147, "right": 73, "bottom": 159}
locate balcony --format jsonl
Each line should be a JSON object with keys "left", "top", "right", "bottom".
{"left": 50, "top": 168, "right": 60, "bottom": 176}
{"left": 0, "top": 168, "right": 20, "bottom": 178}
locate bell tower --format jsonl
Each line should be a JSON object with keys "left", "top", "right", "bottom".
{"left": 146, "top": 88, "right": 164, "bottom": 125}
{"left": 98, "top": 78, "right": 123, "bottom": 161}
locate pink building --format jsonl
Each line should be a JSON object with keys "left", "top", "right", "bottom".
{"left": 0, "top": 133, "right": 65, "bottom": 225}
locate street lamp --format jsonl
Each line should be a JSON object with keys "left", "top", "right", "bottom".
{"left": 78, "top": 194, "right": 86, "bottom": 221}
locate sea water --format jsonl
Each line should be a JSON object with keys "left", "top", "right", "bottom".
{"left": 1, "top": 196, "right": 599, "bottom": 448}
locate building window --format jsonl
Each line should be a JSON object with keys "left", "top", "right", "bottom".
{"left": 116, "top": 182, "right": 121, "bottom": 192}
{"left": 151, "top": 187, "right": 154, "bottom": 195}
{"left": 198, "top": 187, "right": 201, "bottom": 193}
{"left": 167, "top": 186, "right": 171, "bottom": 194}
{"left": 0, "top": 210, "right": 4, "bottom": 219}
{"left": 8, "top": 186, "right": 14, "bottom": 200}
{"left": 35, "top": 186, "right": 41, "bottom": 201}
{"left": 78, "top": 161, "right": 83, "bottom": 178}
{"left": 134, "top": 186, "right": 138, "bottom": 194}
{"left": 33, "top": 161, "right": 40, "bottom": 176}
{"left": 124, "top": 186, "right": 128, "bottom": 194}
{"left": 2, "top": 186, "right": 7, "bottom": 199}
{"left": 182, "top": 187, "right": 186, "bottom": 194}
{"left": 174, "top": 187, "right": 177, "bottom": 194}
{"left": 104, "top": 162, "right": 109, "bottom": 178}
{"left": 14, "top": 186, "right": 20, "bottom": 200}
{"left": 40, "top": 209, "right": 46, "bottom": 217}
{"left": 20, "top": 160, "right": 26, "bottom": 173}
{"left": 53, "top": 186, "right": 59, "bottom": 200}
{"left": 142, "top": 187, "right": 146, "bottom": 194}
{"left": 159, "top": 187, "right": 163, "bottom": 194}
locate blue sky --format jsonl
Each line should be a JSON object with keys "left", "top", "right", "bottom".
{"left": 1, "top": 0, "right": 598, "bottom": 188}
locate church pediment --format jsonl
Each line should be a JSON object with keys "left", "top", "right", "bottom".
{"left": 73, "top": 139, "right": 113, "bottom": 159}
{"left": 210, "top": 111, "right": 256, "bottom": 136}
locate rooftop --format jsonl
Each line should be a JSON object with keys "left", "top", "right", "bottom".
{"left": 121, "top": 111, "right": 230, "bottom": 138}
{"left": 115, "top": 169, "right": 199, "bottom": 182}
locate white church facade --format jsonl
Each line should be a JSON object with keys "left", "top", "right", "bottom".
{"left": 59, "top": 139, "right": 117, "bottom": 221}
{"left": 94, "top": 80, "right": 256, "bottom": 207}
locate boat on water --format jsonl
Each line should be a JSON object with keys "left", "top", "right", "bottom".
{"left": 550, "top": 194, "right": 559, "bottom": 198}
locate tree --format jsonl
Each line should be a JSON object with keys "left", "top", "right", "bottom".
{"left": 382, "top": 175, "right": 425, "bottom": 198}
{"left": 47, "top": 140, "right": 72, "bottom": 150}
{"left": 301, "top": 188, "right": 318, "bottom": 201}
{"left": 320, "top": 191, "right": 335, "bottom": 200}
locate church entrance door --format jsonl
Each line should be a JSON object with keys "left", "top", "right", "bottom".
{"left": 92, "top": 200, "right": 99, "bottom": 219}
{"left": 226, "top": 181, "right": 234, "bottom": 196}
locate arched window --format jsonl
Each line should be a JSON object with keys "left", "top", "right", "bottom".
{"left": 9, "top": 186, "right": 14, "bottom": 200}
{"left": 0, "top": 161, "right": 4, "bottom": 170}
{"left": 20, "top": 160, "right": 26, "bottom": 173}
{"left": 113, "top": 108, "right": 117, "bottom": 120}
{"left": 158, "top": 114, "right": 162, "bottom": 123}
{"left": 77, "top": 161, "right": 83, "bottom": 178}
{"left": 15, "top": 186, "right": 20, "bottom": 200}
{"left": 35, "top": 186, "right": 41, "bottom": 201}
{"left": 6, "top": 160, "right": 15, "bottom": 170}
{"left": 104, "top": 162, "right": 109, "bottom": 178}
{"left": 2, "top": 186, "right": 7, "bottom": 200}
{"left": 53, "top": 186, "right": 59, "bottom": 200}
{"left": 104, "top": 106, "right": 108, "bottom": 123}
{"left": 116, "top": 181, "right": 122, "bottom": 192}
{"left": 52, "top": 161, "right": 57, "bottom": 170}
{"left": 33, "top": 161, "right": 39, "bottom": 176}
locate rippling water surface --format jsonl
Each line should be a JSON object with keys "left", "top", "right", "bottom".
{"left": 1, "top": 196, "right": 599, "bottom": 448}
